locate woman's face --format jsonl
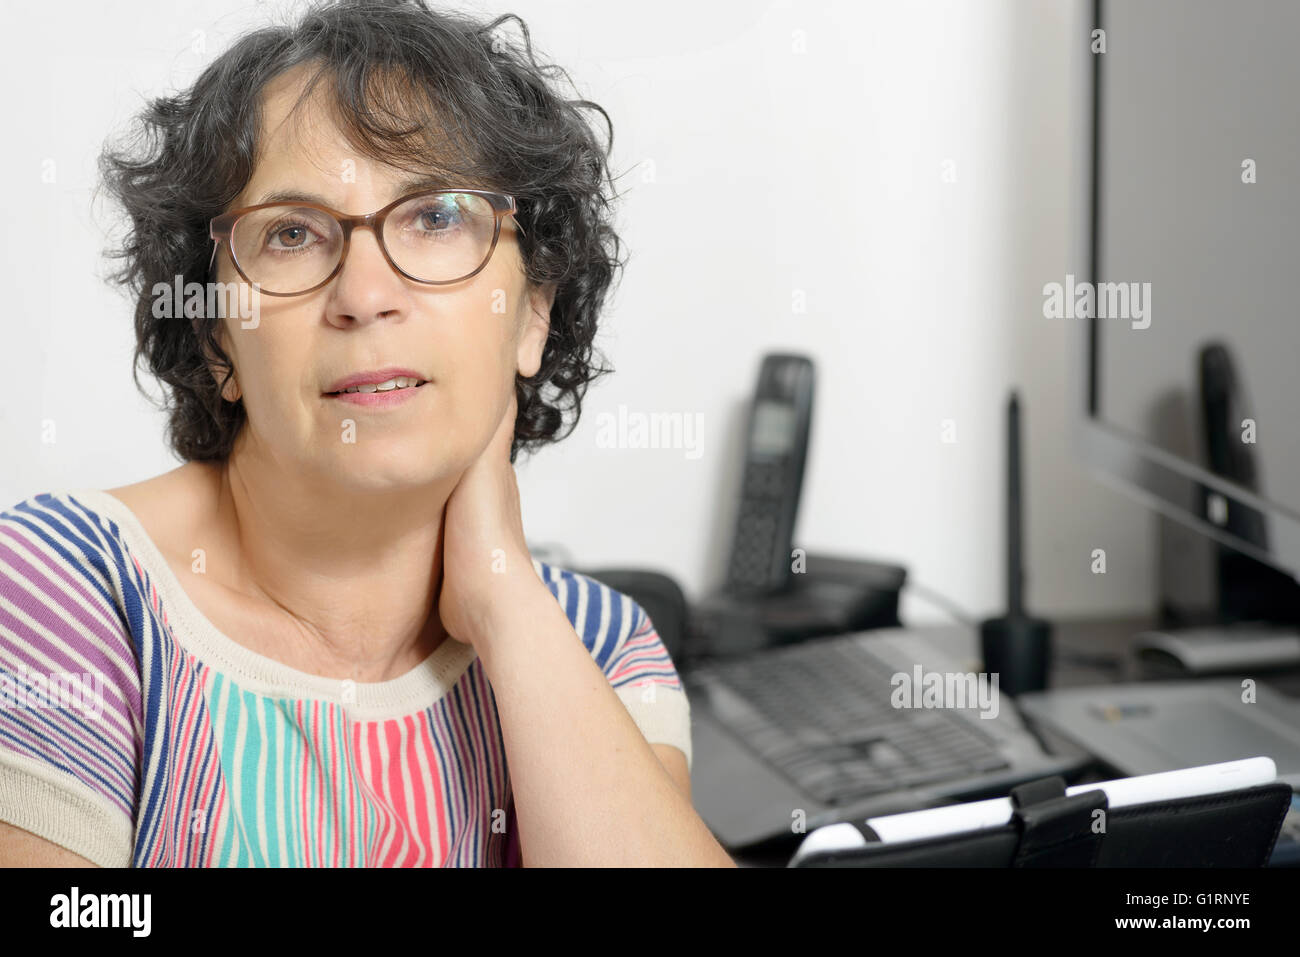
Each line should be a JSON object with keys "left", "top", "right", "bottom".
{"left": 211, "top": 64, "right": 552, "bottom": 492}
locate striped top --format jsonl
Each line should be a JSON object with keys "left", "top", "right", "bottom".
{"left": 0, "top": 489, "right": 691, "bottom": 867}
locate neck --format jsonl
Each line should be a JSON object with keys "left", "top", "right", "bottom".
{"left": 205, "top": 432, "right": 457, "bottom": 683}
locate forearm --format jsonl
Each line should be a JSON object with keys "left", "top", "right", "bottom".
{"left": 475, "top": 574, "right": 735, "bottom": 867}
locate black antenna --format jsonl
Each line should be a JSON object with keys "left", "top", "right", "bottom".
{"left": 1007, "top": 391, "right": 1023, "bottom": 617}
{"left": 979, "top": 389, "right": 1052, "bottom": 695}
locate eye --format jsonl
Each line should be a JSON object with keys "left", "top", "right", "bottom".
{"left": 407, "top": 197, "right": 465, "bottom": 235}
{"left": 266, "top": 220, "right": 322, "bottom": 251}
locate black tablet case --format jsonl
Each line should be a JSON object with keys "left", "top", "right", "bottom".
{"left": 791, "top": 775, "right": 1293, "bottom": 867}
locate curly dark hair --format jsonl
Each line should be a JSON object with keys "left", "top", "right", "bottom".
{"left": 98, "top": 0, "right": 623, "bottom": 463}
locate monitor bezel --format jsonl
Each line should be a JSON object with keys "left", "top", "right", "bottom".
{"left": 1072, "top": 0, "right": 1300, "bottom": 582}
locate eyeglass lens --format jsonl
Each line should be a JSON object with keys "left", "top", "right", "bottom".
{"left": 229, "top": 192, "right": 499, "bottom": 293}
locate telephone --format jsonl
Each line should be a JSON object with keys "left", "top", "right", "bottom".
{"left": 685, "top": 352, "right": 906, "bottom": 664}
{"left": 724, "top": 354, "right": 815, "bottom": 596}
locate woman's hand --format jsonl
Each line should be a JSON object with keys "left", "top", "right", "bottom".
{"left": 438, "top": 388, "right": 542, "bottom": 649}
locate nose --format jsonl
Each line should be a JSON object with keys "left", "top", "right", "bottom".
{"left": 324, "top": 223, "right": 407, "bottom": 326}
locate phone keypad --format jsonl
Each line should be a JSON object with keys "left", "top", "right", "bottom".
{"left": 728, "top": 460, "right": 790, "bottom": 590}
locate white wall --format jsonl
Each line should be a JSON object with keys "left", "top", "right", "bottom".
{"left": 0, "top": 0, "right": 1155, "bottom": 622}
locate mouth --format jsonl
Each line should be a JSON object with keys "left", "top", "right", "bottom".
{"left": 323, "top": 375, "right": 429, "bottom": 397}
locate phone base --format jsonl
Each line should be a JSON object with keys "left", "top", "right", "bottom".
{"left": 687, "top": 554, "right": 906, "bottom": 662}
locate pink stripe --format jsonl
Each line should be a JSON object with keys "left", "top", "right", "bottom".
{"left": 401, "top": 719, "right": 426, "bottom": 867}
{"left": 339, "top": 713, "right": 355, "bottom": 867}
{"left": 173, "top": 654, "right": 206, "bottom": 866}
{"left": 183, "top": 668, "right": 213, "bottom": 864}
{"left": 393, "top": 719, "right": 426, "bottom": 867}
{"left": 328, "top": 707, "right": 341, "bottom": 867}
{"left": 312, "top": 700, "right": 325, "bottom": 866}
{"left": 198, "top": 667, "right": 223, "bottom": 867}
{"left": 352, "top": 722, "right": 377, "bottom": 863}
{"left": 609, "top": 655, "right": 674, "bottom": 679}
{"left": 363, "top": 721, "right": 395, "bottom": 864}
{"left": 181, "top": 666, "right": 217, "bottom": 866}
{"left": 404, "top": 714, "right": 434, "bottom": 866}
{"left": 611, "top": 632, "right": 663, "bottom": 660}
{"left": 168, "top": 657, "right": 203, "bottom": 866}
{"left": 298, "top": 699, "right": 311, "bottom": 866}
{"left": 399, "top": 722, "right": 425, "bottom": 868}
{"left": 377, "top": 721, "right": 408, "bottom": 866}
{"left": 387, "top": 729, "right": 412, "bottom": 867}
{"left": 608, "top": 663, "right": 675, "bottom": 684}
{"left": 608, "top": 632, "right": 679, "bottom": 684}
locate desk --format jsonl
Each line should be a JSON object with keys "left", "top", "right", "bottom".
{"left": 723, "top": 615, "right": 1300, "bottom": 867}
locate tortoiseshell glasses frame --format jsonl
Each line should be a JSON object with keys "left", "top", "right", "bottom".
{"left": 207, "top": 188, "right": 522, "bottom": 296}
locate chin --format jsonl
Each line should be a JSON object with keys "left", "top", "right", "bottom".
{"left": 311, "top": 440, "right": 454, "bottom": 493}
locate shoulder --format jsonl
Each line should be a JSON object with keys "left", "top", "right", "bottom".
{"left": 528, "top": 559, "right": 682, "bottom": 690}
{"left": 0, "top": 488, "right": 146, "bottom": 714}
{"left": 0, "top": 488, "right": 144, "bottom": 680}
{"left": 0, "top": 491, "right": 144, "bottom": 866}
{"left": 0, "top": 490, "right": 134, "bottom": 608}
{"left": 530, "top": 557, "right": 652, "bottom": 671}
{"left": 530, "top": 556, "right": 693, "bottom": 771}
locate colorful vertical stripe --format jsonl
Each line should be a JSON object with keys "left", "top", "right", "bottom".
{"left": 0, "top": 490, "right": 689, "bottom": 866}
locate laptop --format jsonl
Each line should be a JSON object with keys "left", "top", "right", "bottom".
{"left": 684, "top": 625, "right": 1091, "bottom": 850}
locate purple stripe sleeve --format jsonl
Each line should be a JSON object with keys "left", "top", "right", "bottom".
{"left": 0, "top": 502, "right": 141, "bottom": 822}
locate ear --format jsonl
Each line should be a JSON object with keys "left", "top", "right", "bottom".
{"left": 516, "top": 281, "right": 556, "bottom": 378}
{"left": 217, "top": 369, "right": 241, "bottom": 404}
{"left": 196, "top": 316, "right": 241, "bottom": 403}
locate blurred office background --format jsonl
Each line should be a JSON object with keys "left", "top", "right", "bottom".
{"left": 0, "top": 0, "right": 1144, "bottom": 623}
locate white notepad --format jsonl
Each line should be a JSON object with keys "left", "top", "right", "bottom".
{"left": 789, "top": 757, "right": 1277, "bottom": 864}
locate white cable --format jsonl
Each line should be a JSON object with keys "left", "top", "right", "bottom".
{"left": 902, "top": 580, "right": 976, "bottom": 627}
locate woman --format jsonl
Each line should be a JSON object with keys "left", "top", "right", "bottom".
{"left": 0, "top": 0, "right": 731, "bottom": 867}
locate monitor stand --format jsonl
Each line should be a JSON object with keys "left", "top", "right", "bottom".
{"left": 1132, "top": 624, "right": 1300, "bottom": 677}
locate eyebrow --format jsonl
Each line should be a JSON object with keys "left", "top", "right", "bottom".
{"left": 250, "top": 174, "right": 466, "bottom": 209}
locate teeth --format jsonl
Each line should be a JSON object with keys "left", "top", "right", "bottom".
{"left": 337, "top": 376, "right": 425, "bottom": 394}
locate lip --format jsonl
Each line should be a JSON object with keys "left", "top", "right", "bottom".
{"left": 322, "top": 366, "right": 430, "bottom": 407}
{"left": 323, "top": 367, "right": 428, "bottom": 394}
{"left": 326, "top": 383, "right": 428, "bottom": 408}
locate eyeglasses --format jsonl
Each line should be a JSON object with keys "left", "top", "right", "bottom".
{"left": 208, "top": 188, "right": 522, "bottom": 296}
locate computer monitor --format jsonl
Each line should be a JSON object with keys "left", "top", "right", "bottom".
{"left": 1071, "top": 0, "right": 1300, "bottom": 625}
